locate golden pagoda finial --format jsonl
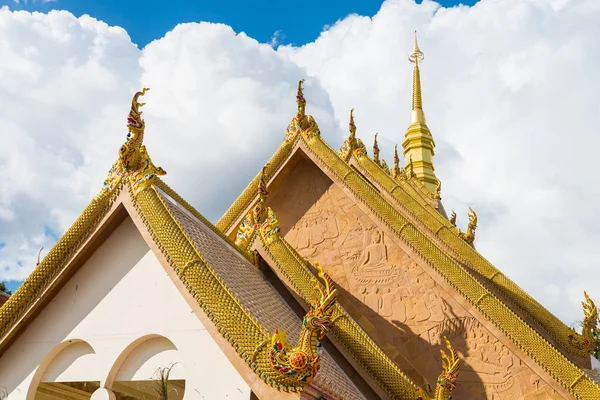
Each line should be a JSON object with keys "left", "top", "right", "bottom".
{"left": 409, "top": 31, "right": 425, "bottom": 117}
{"left": 296, "top": 79, "right": 306, "bottom": 118}
{"left": 373, "top": 133, "right": 380, "bottom": 165}
{"left": 403, "top": 31, "right": 437, "bottom": 193}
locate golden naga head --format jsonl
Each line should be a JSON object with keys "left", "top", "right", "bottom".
{"left": 349, "top": 108, "right": 357, "bottom": 138}
{"left": 582, "top": 291, "right": 598, "bottom": 329}
{"left": 437, "top": 336, "right": 460, "bottom": 394}
{"left": 305, "top": 262, "right": 338, "bottom": 338}
{"left": 467, "top": 207, "right": 478, "bottom": 229}
{"left": 127, "top": 87, "right": 150, "bottom": 136}
{"left": 296, "top": 79, "right": 306, "bottom": 116}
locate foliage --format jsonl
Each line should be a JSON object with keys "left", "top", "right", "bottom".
{"left": 0, "top": 282, "right": 10, "bottom": 295}
{"left": 593, "top": 320, "right": 600, "bottom": 361}
{"left": 153, "top": 363, "right": 179, "bottom": 400}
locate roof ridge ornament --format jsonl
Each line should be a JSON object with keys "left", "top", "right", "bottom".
{"left": 568, "top": 291, "right": 598, "bottom": 354}
{"left": 373, "top": 133, "right": 381, "bottom": 166}
{"left": 458, "top": 207, "right": 477, "bottom": 245}
{"left": 338, "top": 109, "right": 360, "bottom": 161}
{"left": 285, "top": 79, "right": 321, "bottom": 142}
{"left": 98, "top": 88, "right": 166, "bottom": 198}
{"left": 392, "top": 144, "right": 405, "bottom": 179}
{"left": 269, "top": 261, "right": 338, "bottom": 385}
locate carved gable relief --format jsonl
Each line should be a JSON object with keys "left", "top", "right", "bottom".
{"left": 269, "top": 161, "right": 566, "bottom": 400}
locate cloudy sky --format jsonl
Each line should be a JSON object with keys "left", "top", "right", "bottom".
{"left": 0, "top": 0, "right": 599, "bottom": 328}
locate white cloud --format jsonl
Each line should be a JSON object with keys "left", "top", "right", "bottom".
{"left": 0, "top": 0, "right": 599, "bottom": 327}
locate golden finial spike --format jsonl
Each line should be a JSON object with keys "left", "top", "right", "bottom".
{"left": 409, "top": 30, "right": 424, "bottom": 65}
{"left": 349, "top": 108, "right": 356, "bottom": 138}
{"left": 409, "top": 31, "right": 424, "bottom": 113}
{"left": 36, "top": 247, "right": 43, "bottom": 266}
{"left": 296, "top": 79, "right": 306, "bottom": 117}
{"left": 373, "top": 133, "right": 380, "bottom": 165}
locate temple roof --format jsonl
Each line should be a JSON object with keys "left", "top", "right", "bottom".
{"left": 0, "top": 91, "right": 366, "bottom": 400}
{"left": 217, "top": 80, "right": 600, "bottom": 400}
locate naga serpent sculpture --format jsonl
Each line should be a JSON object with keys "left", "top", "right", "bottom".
{"left": 270, "top": 262, "right": 338, "bottom": 384}
{"left": 568, "top": 291, "right": 598, "bottom": 354}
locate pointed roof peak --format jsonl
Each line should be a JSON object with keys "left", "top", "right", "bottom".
{"left": 409, "top": 30, "right": 425, "bottom": 65}
{"left": 349, "top": 108, "right": 356, "bottom": 138}
{"left": 296, "top": 78, "right": 306, "bottom": 117}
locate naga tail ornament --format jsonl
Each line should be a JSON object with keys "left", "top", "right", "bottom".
{"left": 269, "top": 262, "right": 338, "bottom": 385}
{"left": 568, "top": 291, "right": 598, "bottom": 353}
{"left": 435, "top": 336, "right": 460, "bottom": 400}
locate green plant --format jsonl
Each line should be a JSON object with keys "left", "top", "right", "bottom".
{"left": 153, "top": 363, "right": 179, "bottom": 400}
{"left": 593, "top": 321, "right": 600, "bottom": 361}
{"left": 0, "top": 282, "right": 11, "bottom": 295}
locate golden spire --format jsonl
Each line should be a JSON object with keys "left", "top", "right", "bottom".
{"left": 373, "top": 133, "right": 380, "bottom": 165}
{"left": 402, "top": 31, "right": 438, "bottom": 193}
{"left": 408, "top": 31, "right": 425, "bottom": 124}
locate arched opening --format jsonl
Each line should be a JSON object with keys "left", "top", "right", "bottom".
{"left": 106, "top": 335, "right": 185, "bottom": 399}
{"left": 29, "top": 339, "right": 100, "bottom": 399}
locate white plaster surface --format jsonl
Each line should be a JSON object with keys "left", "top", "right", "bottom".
{"left": 0, "top": 217, "right": 251, "bottom": 399}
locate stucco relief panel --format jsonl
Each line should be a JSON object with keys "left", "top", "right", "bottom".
{"left": 270, "top": 161, "right": 565, "bottom": 400}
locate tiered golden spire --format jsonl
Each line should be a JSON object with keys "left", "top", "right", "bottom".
{"left": 401, "top": 31, "right": 438, "bottom": 193}
{"left": 408, "top": 31, "right": 425, "bottom": 124}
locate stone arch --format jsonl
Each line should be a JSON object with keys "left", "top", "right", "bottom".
{"left": 26, "top": 339, "right": 97, "bottom": 400}
{"left": 104, "top": 334, "right": 185, "bottom": 398}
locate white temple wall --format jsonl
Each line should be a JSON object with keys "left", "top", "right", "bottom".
{"left": 0, "top": 217, "right": 250, "bottom": 399}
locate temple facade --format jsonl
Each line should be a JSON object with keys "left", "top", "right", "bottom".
{"left": 0, "top": 35, "right": 598, "bottom": 400}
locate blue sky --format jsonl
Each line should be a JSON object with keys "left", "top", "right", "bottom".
{"left": 4, "top": 0, "right": 478, "bottom": 48}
